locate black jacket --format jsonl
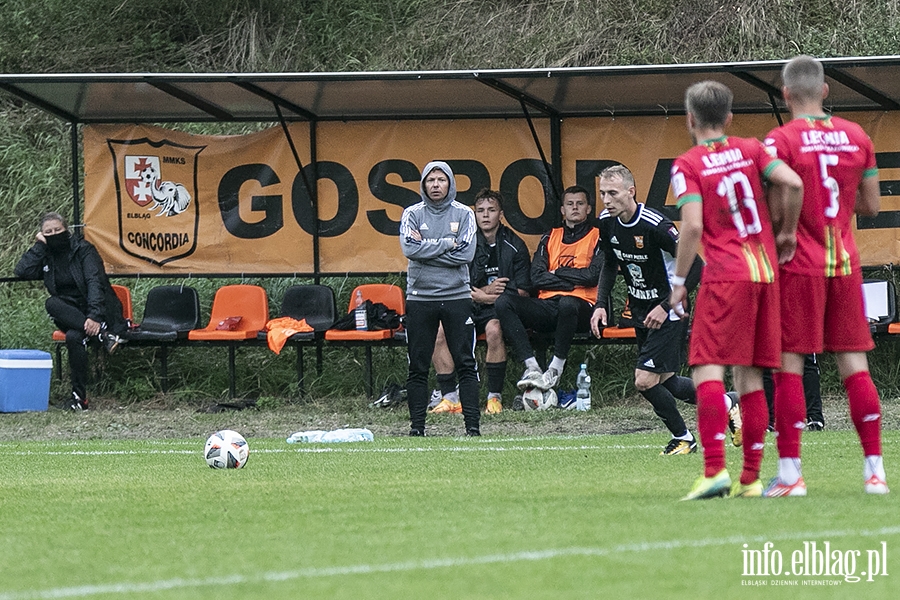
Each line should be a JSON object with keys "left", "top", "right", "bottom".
{"left": 15, "top": 236, "right": 126, "bottom": 333}
{"left": 470, "top": 224, "right": 532, "bottom": 296}
{"left": 530, "top": 220, "right": 604, "bottom": 292}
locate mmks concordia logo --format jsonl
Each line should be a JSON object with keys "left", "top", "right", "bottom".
{"left": 111, "top": 138, "right": 204, "bottom": 266}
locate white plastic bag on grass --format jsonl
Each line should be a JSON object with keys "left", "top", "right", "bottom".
{"left": 286, "top": 428, "right": 374, "bottom": 443}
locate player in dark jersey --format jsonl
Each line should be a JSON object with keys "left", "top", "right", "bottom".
{"left": 589, "top": 165, "right": 733, "bottom": 456}
{"left": 763, "top": 55, "right": 888, "bottom": 496}
{"left": 670, "top": 80, "right": 803, "bottom": 500}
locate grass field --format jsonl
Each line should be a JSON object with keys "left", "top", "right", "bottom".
{"left": 2, "top": 429, "right": 898, "bottom": 599}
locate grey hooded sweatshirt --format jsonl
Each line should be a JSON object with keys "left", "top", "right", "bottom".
{"left": 399, "top": 161, "right": 477, "bottom": 301}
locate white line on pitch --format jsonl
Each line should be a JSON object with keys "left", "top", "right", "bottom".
{"left": 2, "top": 525, "right": 899, "bottom": 599}
{"left": 5, "top": 435, "right": 888, "bottom": 457}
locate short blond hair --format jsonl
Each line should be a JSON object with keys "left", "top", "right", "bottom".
{"left": 599, "top": 164, "right": 635, "bottom": 188}
{"left": 685, "top": 80, "right": 733, "bottom": 129}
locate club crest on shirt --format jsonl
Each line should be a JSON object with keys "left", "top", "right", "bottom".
{"left": 450, "top": 222, "right": 459, "bottom": 233}
{"left": 634, "top": 235, "right": 644, "bottom": 249}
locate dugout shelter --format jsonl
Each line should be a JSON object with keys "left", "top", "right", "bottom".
{"left": 2, "top": 56, "right": 900, "bottom": 279}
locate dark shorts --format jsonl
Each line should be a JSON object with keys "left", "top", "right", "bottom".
{"left": 634, "top": 317, "right": 687, "bottom": 374}
{"left": 473, "top": 303, "right": 498, "bottom": 333}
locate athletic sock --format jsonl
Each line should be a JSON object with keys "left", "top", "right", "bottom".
{"left": 549, "top": 355, "right": 566, "bottom": 373}
{"left": 640, "top": 383, "right": 688, "bottom": 438}
{"left": 844, "top": 371, "right": 882, "bottom": 456}
{"left": 739, "top": 390, "right": 767, "bottom": 485}
{"left": 773, "top": 372, "right": 805, "bottom": 460}
{"left": 486, "top": 361, "right": 506, "bottom": 396}
{"left": 696, "top": 380, "right": 728, "bottom": 478}
{"left": 437, "top": 371, "right": 459, "bottom": 400}
{"left": 778, "top": 458, "right": 803, "bottom": 486}
{"left": 662, "top": 375, "right": 697, "bottom": 404}
{"left": 525, "top": 357, "right": 540, "bottom": 371}
{"left": 865, "top": 455, "right": 886, "bottom": 482}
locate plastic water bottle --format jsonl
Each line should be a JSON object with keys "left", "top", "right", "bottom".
{"left": 576, "top": 363, "right": 591, "bottom": 411}
{"left": 287, "top": 428, "right": 374, "bottom": 443}
{"left": 354, "top": 290, "right": 368, "bottom": 331}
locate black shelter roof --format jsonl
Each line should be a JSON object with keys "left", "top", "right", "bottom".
{"left": 3, "top": 56, "right": 900, "bottom": 123}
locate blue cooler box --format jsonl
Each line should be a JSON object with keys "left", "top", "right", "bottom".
{"left": 0, "top": 349, "right": 53, "bottom": 412}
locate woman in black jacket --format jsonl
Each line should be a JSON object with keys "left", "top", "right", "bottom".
{"left": 15, "top": 212, "right": 127, "bottom": 410}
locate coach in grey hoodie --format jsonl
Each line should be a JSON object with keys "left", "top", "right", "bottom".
{"left": 400, "top": 161, "right": 480, "bottom": 436}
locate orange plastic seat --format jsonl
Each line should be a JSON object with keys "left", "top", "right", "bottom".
{"left": 601, "top": 326, "right": 637, "bottom": 339}
{"left": 188, "top": 285, "right": 269, "bottom": 341}
{"left": 889, "top": 323, "right": 900, "bottom": 335}
{"left": 325, "top": 284, "right": 405, "bottom": 341}
{"left": 325, "top": 284, "right": 405, "bottom": 397}
{"left": 52, "top": 284, "right": 133, "bottom": 341}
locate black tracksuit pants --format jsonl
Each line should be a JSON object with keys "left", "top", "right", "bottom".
{"left": 45, "top": 295, "right": 92, "bottom": 399}
{"left": 406, "top": 298, "right": 479, "bottom": 432}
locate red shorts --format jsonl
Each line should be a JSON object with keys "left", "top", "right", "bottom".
{"left": 780, "top": 270, "right": 874, "bottom": 354}
{"left": 689, "top": 280, "right": 781, "bottom": 369}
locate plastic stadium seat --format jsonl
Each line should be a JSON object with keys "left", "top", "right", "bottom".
{"left": 129, "top": 285, "right": 201, "bottom": 342}
{"left": 601, "top": 326, "right": 637, "bottom": 340}
{"left": 188, "top": 284, "right": 269, "bottom": 341}
{"left": 52, "top": 283, "right": 133, "bottom": 342}
{"left": 264, "top": 284, "right": 337, "bottom": 341}
{"left": 260, "top": 284, "right": 337, "bottom": 395}
{"left": 325, "top": 284, "right": 405, "bottom": 397}
{"left": 188, "top": 284, "right": 270, "bottom": 398}
{"left": 325, "top": 284, "right": 405, "bottom": 342}
{"left": 52, "top": 284, "right": 134, "bottom": 380}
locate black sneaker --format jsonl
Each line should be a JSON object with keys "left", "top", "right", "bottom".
{"left": 99, "top": 331, "right": 125, "bottom": 354}
{"left": 807, "top": 420, "right": 825, "bottom": 431}
{"left": 409, "top": 428, "right": 426, "bottom": 437}
{"left": 512, "top": 394, "right": 525, "bottom": 411}
{"left": 465, "top": 427, "right": 481, "bottom": 437}
{"left": 65, "top": 392, "right": 88, "bottom": 411}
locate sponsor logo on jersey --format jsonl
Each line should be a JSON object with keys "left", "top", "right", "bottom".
{"left": 643, "top": 358, "right": 655, "bottom": 368}
{"left": 610, "top": 235, "right": 619, "bottom": 245}
{"left": 420, "top": 222, "right": 429, "bottom": 230}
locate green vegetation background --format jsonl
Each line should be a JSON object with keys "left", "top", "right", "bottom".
{"left": 2, "top": 0, "right": 900, "bottom": 403}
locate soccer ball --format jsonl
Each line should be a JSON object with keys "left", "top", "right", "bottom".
{"left": 522, "top": 387, "right": 558, "bottom": 411}
{"left": 204, "top": 430, "right": 249, "bottom": 469}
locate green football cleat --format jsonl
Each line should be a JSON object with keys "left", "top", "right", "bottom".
{"left": 681, "top": 469, "right": 731, "bottom": 500}
{"left": 729, "top": 479, "right": 763, "bottom": 498}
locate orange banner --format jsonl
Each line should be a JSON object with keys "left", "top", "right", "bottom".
{"left": 83, "top": 113, "right": 900, "bottom": 274}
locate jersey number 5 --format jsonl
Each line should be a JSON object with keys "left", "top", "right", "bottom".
{"left": 717, "top": 172, "right": 762, "bottom": 239}
{"left": 818, "top": 153, "right": 840, "bottom": 219}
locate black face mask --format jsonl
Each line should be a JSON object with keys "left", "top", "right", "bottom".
{"left": 45, "top": 230, "right": 71, "bottom": 254}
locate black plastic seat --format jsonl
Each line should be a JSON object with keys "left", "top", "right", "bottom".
{"left": 282, "top": 284, "right": 336, "bottom": 333}
{"left": 259, "top": 284, "right": 337, "bottom": 341}
{"left": 128, "top": 285, "right": 201, "bottom": 341}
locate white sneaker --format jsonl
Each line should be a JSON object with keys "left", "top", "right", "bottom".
{"left": 540, "top": 367, "right": 561, "bottom": 390}
{"left": 517, "top": 367, "right": 544, "bottom": 390}
{"left": 865, "top": 475, "right": 890, "bottom": 495}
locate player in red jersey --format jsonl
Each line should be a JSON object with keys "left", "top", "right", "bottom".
{"left": 669, "top": 80, "right": 803, "bottom": 500}
{"left": 763, "top": 55, "right": 888, "bottom": 496}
